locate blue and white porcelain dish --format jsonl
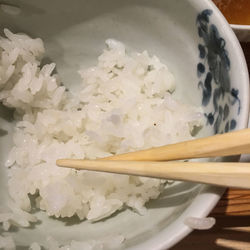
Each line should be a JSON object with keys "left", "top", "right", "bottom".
{"left": 0, "top": 0, "right": 249, "bottom": 249}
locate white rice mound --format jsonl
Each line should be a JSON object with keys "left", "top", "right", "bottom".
{"left": 0, "top": 29, "right": 203, "bottom": 248}
{"left": 0, "top": 234, "right": 125, "bottom": 250}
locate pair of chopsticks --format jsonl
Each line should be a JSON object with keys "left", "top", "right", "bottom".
{"left": 56, "top": 128, "right": 250, "bottom": 189}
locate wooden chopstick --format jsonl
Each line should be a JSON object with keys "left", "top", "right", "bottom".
{"left": 56, "top": 160, "right": 250, "bottom": 189}
{"left": 101, "top": 128, "right": 250, "bottom": 162}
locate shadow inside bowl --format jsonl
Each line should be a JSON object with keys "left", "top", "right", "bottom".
{"left": 147, "top": 182, "right": 201, "bottom": 209}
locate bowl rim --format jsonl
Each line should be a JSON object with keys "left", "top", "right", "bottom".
{"left": 230, "top": 24, "right": 250, "bottom": 30}
{"left": 130, "top": 0, "right": 249, "bottom": 249}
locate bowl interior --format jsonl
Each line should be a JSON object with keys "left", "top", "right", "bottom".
{"left": 0, "top": 0, "right": 248, "bottom": 249}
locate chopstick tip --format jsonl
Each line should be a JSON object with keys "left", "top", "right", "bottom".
{"left": 56, "top": 159, "right": 66, "bottom": 167}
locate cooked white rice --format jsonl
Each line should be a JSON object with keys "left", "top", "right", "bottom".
{"left": 0, "top": 234, "right": 125, "bottom": 250}
{"left": 0, "top": 29, "right": 203, "bottom": 248}
{"left": 44, "top": 235, "right": 125, "bottom": 250}
{"left": 184, "top": 217, "right": 216, "bottom": 230}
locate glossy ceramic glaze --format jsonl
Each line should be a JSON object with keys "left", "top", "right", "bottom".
{"left": 196, "top": 9, "right": 242, "bottom": 133}
{"left": 0, "top": 0, "right": 249, "bottom": 249}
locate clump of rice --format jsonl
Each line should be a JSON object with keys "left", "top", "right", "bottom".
{"left": 184, "top": 217, "right": 216, "bottom": 230}
{"left": 44, "top": 235, "right": 125, "bottom": 250}
{"left": 0, "top": 29, "right": 203, "bottom": 247}
{"left": 0, "top": 234, "right": 124, "bottom": 250}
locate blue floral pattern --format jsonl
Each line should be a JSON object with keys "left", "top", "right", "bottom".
{"left": 196, "top": 9, "right": 240, "bottom": 134}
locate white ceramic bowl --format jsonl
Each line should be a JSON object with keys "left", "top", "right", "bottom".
{"left": 0, "top": 0, "right": 249, "bottom": 249}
